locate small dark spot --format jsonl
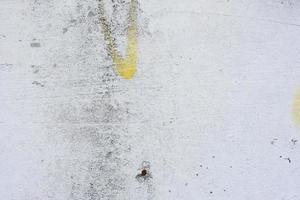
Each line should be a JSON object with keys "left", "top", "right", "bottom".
{"left": 224, "top": 189, "right": 226, "bottom": 192}
{"left": 62, "top": 28, "right": 68, "bottom": 34}
{"left": 168, "top": 190, "right": 171, "bottom": 193}
{"left": 141, "top": 169, "right": 147, "bottom": 176}
{"left": 210, "top": 191, "right": 213, "bottom": 194}
{"left": 185, "top": 182, "right": 188, "bottom": 186}
{"left": 212, "top": 156, "right": 215, "bottom": 158}
{"left": 271, "top": 138, "right": 278, "bottom": 145}
{"left": 280, "top": 156, "right": 282, "bottom": 158}
{"left": 30, "top": 42, "right": 41, "bottom": 47}
{"left": 196, "top": 173, "right": 199, "bottom": 176}
{"left": 206, "top": 167, "right": 209, "bottom": 169}
{"left": 285, "top": 157, "right": 291, "bottom": 163}
{"left": 136, "top": 161, "right": 152, "bottom": 183}
{"left": 291, "top": 139, "right": 298, "bottom": 145}
{"left": 200, "top": 165, "right": 203, "bottom": 168}
{"left": 41, "top": 159, "right": 44, "bottom": 162}
{"left": 230, "top": 166, "right": 232, "bottom": 168}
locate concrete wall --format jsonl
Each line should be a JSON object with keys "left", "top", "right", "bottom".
{"left": 1, "top": 0, "right": 300, "bottom": 199}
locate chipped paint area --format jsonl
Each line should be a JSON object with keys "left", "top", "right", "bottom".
{"left": 1, "top": 0, "right": 300, "bottom": 200}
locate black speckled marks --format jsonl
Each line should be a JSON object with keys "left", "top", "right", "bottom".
{"left": 40, "top": 1, "right": 135, "bottom": 199}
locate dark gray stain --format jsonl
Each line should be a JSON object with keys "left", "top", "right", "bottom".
{"left": 62, "top": 27, "right": 68, "bottom": 34}
{"left": 30, "top": 42, "right": 41, "bottom": 47}
{"left": 32, "top": 81, "right": 44, "bottom": 87}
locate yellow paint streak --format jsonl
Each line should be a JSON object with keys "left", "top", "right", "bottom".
{"left": 98, "top": 0, "right": 138, "bottom": 80}
{"left": 293, "top": 89, "right": 300, "bottom": 126}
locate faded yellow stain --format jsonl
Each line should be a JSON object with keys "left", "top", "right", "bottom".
{"left": 98, "top": 0, "right": 138, "bottom": 80}
{"left": 293, "top": 89, "right": 300, "bottom": 126}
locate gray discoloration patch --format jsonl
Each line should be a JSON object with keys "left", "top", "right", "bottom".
{"left": 32, "top": 80, "right": 44, "bottom": 87}
{"left": 88, "top": 10, "right": 96, "bottom": 17}
{"left": 62, "top": 27, "right": 68, "bottom": 34}
{"left": 31, "top": 65, "right": 40, "bottom": 73}
{"left": 30, "top": 42, "right": 41, "bottom": 47}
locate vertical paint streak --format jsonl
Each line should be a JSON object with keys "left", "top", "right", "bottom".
{"left": 293, "top": 89, "right": 300, "bottom": 126}
{"left": 98, "top": 0, "right": 138, "bottom": 80}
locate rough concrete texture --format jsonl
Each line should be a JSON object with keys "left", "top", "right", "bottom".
{"left": 1, "top": 0, "right": 300, "bottom": 199}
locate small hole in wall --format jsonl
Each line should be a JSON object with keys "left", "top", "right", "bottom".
{"left": 135, "top": 161, "right": 152, "bottom": 183}
{"left": 141, "top": 169, "right": 147, "bottom": 176}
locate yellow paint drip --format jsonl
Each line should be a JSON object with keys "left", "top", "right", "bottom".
{"left": 293, "top": 89, "right": 300, "bottom": 126}
{"left": 98, "top": 0, "right": 138, "bottom": 80}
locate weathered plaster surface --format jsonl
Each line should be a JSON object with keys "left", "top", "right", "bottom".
{"left": 1, "top": 0, "right": 300, "bottom": 199}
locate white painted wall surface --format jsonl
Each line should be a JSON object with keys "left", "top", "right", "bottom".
{"left": 1, "top": 0, "right": 300, "bottom": 199}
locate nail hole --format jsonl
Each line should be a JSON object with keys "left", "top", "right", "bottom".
{"left": 141, "top": 169, "right": 147, "bottom": 176}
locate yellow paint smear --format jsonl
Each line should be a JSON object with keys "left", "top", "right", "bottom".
{"left": 98, "top": 0, "right": 138, "bottom": 80}
{"left": 293, "top": 89, "right": 300, "bottom": 126}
